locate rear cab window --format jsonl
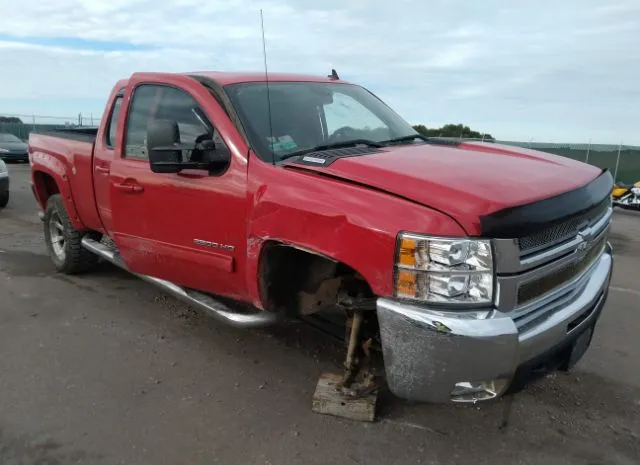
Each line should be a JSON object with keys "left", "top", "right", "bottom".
{"left": 105, "top": 93, "right": 123, "bottom": 148}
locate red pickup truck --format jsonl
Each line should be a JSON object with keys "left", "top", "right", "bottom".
{"left": 28, "top": 71, "right": 614, "bottom": 405}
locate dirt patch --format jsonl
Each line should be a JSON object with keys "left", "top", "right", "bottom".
{"left": 0, "top": 428, "right": 101, "bottom": 465}
{"left": 0, "top": 250, "right": 55, "bottom": 276}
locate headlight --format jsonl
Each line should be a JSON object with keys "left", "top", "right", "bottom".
{"left": 394, "top": 233, "right": 494, "bottom": 305}
{"left": 0, "top": 148, "right": 9, "bottom": 153}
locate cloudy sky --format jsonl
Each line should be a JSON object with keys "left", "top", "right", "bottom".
{"left": 0, "top": 0, "right": 638, "bottom": 143}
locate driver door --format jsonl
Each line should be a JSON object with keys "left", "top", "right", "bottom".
{"left": 109, "top": 74, "right": 250, "bottom": 299}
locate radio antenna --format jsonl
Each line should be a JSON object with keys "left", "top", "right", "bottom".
{"left": 260, "top": 9, "right": 275, "bottom": 166}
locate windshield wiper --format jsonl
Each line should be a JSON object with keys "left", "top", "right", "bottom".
{"left": 380, "top": 134, "right": 429, "bottom": 145}
{"left": 279, "top": 139, "right": 383, "bottom": 161}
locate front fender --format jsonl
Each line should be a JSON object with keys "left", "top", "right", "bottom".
{"left": 245, "top": 161, "right": 466, "bottom": 308}
{"left": 31, "top": 151, "right": 86, "bottom": 231}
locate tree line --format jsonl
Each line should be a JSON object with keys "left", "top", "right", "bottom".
{"left": 412, "top": 123, "right": 494, "bottom": 141}
{"left": 0, "top": 116, "right": 23, "bottom": 123}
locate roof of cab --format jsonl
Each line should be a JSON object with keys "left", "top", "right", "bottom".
{"left": 188, "top": 71, "right": 351, "bottom": 85}
{"left": 120, "top": 71, "right": 351, "bottom": 88}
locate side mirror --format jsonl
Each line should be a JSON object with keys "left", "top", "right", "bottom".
{"left": 146, "top": 119, "right": 183, "bottom": 174}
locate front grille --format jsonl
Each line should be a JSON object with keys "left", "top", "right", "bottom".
{"left": 518, "top": 197, "right": 610, "bottom": 256}
{"left": 517, "top": 234, "right": 606, "bottom": 305}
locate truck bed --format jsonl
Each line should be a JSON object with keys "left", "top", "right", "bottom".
{"left": 33, "top": 127, "right": 98, "bottom": 144}
{"left": 28, "top": 130, "right": 103, "bottom": 232}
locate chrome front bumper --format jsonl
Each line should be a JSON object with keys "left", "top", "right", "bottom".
{"left": 377, "top": 248, "right": 613, "bottom": 403}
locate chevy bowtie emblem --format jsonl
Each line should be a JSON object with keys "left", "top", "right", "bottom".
{"left": 576, "top": 230, "right": 591, "bottom": 254}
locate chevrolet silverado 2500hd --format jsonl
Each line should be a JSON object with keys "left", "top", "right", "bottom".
{"left": 28, "top": 71, "right": 613, "bottom": 403}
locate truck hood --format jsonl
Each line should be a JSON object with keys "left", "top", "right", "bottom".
{"left": 289, "top": 141, "right": 602, "bottom": 235}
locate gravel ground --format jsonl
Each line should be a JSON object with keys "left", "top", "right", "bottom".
{"left": 0, "top": 163, "right": 639, "bottom": 465}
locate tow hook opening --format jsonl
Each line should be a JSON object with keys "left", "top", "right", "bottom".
{"left": 450, "top": 378, "right": 511, "bottom": 403}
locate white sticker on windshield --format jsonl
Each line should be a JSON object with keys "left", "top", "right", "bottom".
{"left": 268, "top": 135, "right": 297, "bottom": 153}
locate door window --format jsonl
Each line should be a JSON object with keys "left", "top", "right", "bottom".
{"left": 124, "top": 85, "right": 158, "bottom": 159}
{"left": 124, "top": 84, "right": 230, "bottom": 165}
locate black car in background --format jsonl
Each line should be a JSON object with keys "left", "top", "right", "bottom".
{"left": 0, "top": 159, "right": 9, "bottom": 208}
{"left": 0, "top": 133, "right": 28, "bottom": 162}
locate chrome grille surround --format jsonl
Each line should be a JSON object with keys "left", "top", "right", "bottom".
{"left": 493, "top": 207, "right": 612, "bottom": 331}
{"left": 517, "top": 233, "right": 607, "bottom": 305}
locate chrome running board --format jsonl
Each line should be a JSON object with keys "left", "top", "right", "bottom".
{"left": 81, "top": 237, "right": 280, "bottom": 328}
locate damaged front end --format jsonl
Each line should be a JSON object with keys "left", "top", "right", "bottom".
{"left": 375, "top": 172, "right": 614, "bottom": 404}
{"left": 376, "top": 245, "right": 611, "bottom": 404}
{"left": 377, "top": 300, "right": 518, "bottom": 403}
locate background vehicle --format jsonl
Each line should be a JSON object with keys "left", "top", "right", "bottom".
{"left": 0, "top": 159, "right": 8, "bottom": 208}
{"left": 0, "top": 133, "right": 28, "bottom": 162}
{"left": 28, "top": 71, "right": 614, "bottom": 406}
{"left": 612, "top": 180, "right": 640, "bottom": 210}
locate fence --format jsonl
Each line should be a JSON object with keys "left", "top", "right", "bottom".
{"left": 1, "top": 114, "right": 639, "bottom": 183}
{"left": 496, "top": 140, "right": 640, "bottom": 184}
{"left": 0, "top": 113, "right": 98, "bottom": 140}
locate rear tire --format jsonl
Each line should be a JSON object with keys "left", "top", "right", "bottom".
{"left": 0, "top": 190, "right": 8, "bottom": 208}
{"left": 43, "top": 194, "right": 99, "bottom": 274}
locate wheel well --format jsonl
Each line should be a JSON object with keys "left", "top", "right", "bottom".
{"left": 258, "top": 241, "right": 374, "bottom": 316}
{"left": 33, "top": 171, "right": 60, "bottom": 208}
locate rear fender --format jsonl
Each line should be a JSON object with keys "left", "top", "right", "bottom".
{"left": 31, "top": 152, "right": 86, "bottom": 231}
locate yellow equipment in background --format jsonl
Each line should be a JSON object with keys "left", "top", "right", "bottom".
{"left": 612, "top": 180, "right": 640, "bottom": 211}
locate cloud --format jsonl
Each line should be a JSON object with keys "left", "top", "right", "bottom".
{"left": 0, "top": 34, "right": 155, "bottom": 51}
{"left": 0, "top": 0, "right": 638, "bottom": 143}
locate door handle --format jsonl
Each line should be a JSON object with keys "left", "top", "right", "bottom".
{"left": 113, "top": 182, "right": 144, "bottom": 193}
{"left": 95, "top": 165, "right": 110, "bottom": 174}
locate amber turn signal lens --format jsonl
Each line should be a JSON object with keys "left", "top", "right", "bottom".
{"left": 398, "top": 237, "right": 417, "bottom": 267}
{"left": 395, "top": 270, "right": 417, "bottom": 297}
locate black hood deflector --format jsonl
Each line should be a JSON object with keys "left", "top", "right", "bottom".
{"left": 480, "top": 169, "right": 613, "bottom": 238}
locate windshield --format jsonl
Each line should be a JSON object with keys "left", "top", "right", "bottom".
{"left": 224, "top": 82, "right": 419, "bottom": 162}
{"left": 0, "top": 133, "right": 23, "bottom": 143}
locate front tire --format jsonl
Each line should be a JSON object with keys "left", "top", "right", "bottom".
{"left": 0, "top": 190, "right": 8, "bottom": 208}
{"left": 43, "top": 194, "right": 99, "bottom": 274}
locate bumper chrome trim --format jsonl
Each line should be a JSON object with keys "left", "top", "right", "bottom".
{"left": 377, "top": 249, "right": 612, "bottom": 403}
{"left": 517, "top": 252, "right": 611, "bottom": 362}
